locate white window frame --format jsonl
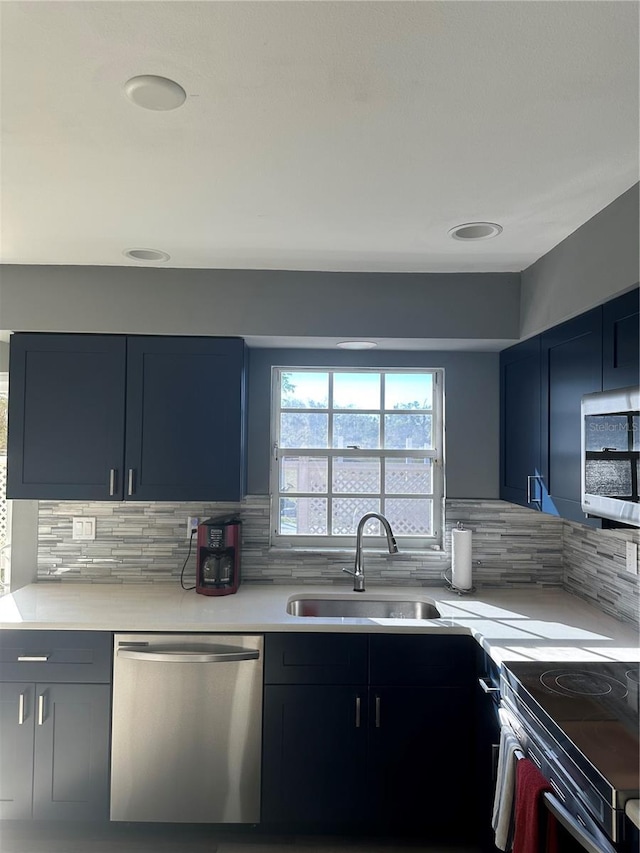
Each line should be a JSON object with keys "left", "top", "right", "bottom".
{"left": 270, "top": 366, "right": 445, "bottom": 551}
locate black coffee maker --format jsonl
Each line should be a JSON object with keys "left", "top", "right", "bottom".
{"left": 195, "top": 516, "right": 241, "bottom": 596}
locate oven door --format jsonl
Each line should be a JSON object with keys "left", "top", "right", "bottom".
{"left": 543, "top": 791, "right": 618, "bottom": 853}
{"left": 499, "top": 705, "right": 621, "bottom": 853}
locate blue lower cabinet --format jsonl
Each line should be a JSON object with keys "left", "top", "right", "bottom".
{"left": 261, "top": 633, "right": 475, "bottom": 838}
{"left": 262, "top": 684, "right": 368, "bottom": 827}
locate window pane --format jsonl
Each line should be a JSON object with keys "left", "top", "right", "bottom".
{"left": 585, "top": 460, "right": 632, "bottom": 496}
{"left": 333, "top": 457, "right": 380, "bottom": 494}
{"left": 280, "top": 372, "right": 328, "bottom": 409}
{"left": 385, "top": 458, "right": 432, "bottom": 494}
{"left": 280, "top": 413, "right": 328, "bottom": 448}
{"left": 384, "top": 414, "right": 432, "bottom": 449}
{"left": 384, "top": 499, "right": 433, "bottom": 535}
{"left": 280, "top": 497, "right": 327, "bottom": 534}
{"left": 585, "top": 415, "right": 632, "bottom": 451}
{"left": 332, "top": 499, "right": 381, "bottom": 535}
{"left": 333, "top": 414, "right": 379, "bottom": 449}
{"left": 333, "top": 373, "right": 380, "bottom": 410}
{"left": 385, "top": 374, "right": 432, "bottom": 411}
{"left": 281, "top": 457, "right": 328, "bottom": 493}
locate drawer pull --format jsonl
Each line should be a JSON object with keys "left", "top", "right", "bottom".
{"left": 479, "top": 677, "right": 500, "bottom": 694}
{"left": 375, "top": 695, "right": 381, "bottom": 728}
{"left": 18, "top": 693, "right": 25, "bottom": 725}
{"left": 355, "top": 695, "right": 361, "bottom": 728}
{"left": 18, "top": 654, "right": 50, "bottom": 662}
{"left": 37, "top": 694, "right": 45, "bottom": 726}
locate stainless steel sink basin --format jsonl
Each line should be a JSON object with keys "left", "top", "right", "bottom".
{"left": 286, "top": 595, "right": 440, "bottom": 620}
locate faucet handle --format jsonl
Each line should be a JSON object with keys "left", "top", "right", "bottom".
{"left": 342, "top": 567, "right": 356, "bottom": 577}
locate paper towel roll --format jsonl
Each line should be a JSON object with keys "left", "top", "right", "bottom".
{"left": 451, "top": 527, "right": 473, "bottom": 590}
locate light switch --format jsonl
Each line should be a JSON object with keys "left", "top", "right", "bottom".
{"left": 72, "top": 517, "right": 96, "bottom": 541}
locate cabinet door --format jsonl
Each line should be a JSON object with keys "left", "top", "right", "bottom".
{"left": 603, "top": 288, "right": 639, "bottom": 391}
{"left": 500, "top": 337, "right": 542, "bottom": 508}
{"left": 124, "top": 336, "right": 246, "bottom": 501}
{"left": 32, "top": 683, "right": 110, "bottom": 820}
{"left": 368, "top": 686, "right": 474, "bottom": 838}
{"left": 6, "top": 334, "right": 126, "bottom": 500}
{"left": 541, "top": 309, "right": 602, "bottom": 524}
{"left": 262, "top": 685, "right": 367, "bottom": 827}
{"left": 0, "top": 683, "right": 35, "bottom": 819}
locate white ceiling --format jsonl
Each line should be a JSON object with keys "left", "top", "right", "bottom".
{"left": 1, "top": 1, "right": 638, "bottom": 273}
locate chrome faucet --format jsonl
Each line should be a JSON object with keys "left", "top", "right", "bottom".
{"left": 343, "top": 512, "right": 399, "bottom": 592}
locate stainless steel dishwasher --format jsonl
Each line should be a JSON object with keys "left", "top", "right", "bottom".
{"left": 110, "top": 633, "right": 262, "bottom": 823}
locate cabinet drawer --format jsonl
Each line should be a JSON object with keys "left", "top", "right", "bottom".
{"left": 264, "top": 634, "right": 368, "bottom": 685}
{"left": 370, "top": 634, "right": 474, "bottom": 686}
{"left": 0, "top": 631, "right": 112, "bottom": 683}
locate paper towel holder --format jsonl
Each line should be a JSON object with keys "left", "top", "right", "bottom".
{"left": 444, "top": 522, "right": 481, "bottom": 595}
{"left": 443, "top": 568, "right": 477, "bottom": 595}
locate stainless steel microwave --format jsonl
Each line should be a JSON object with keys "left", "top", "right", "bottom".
{"left": 581, "top": 386, "right": 640, "bottom": 526}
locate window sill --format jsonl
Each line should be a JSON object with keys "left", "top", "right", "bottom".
{"left": 267, "top": 545, "right": 445, "bottom": 557}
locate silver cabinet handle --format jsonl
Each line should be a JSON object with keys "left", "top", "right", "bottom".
{"left": 18, "top": 692, "right": 25, "bottom": 725}
{"left": 478, "top": 677, "right": 500, "bottom": 694}
{"left": 375, "top": 695, "right": 381, "bottom": 728}
{"left": 127, "top": 468, "right": 135, "bottom": 496}
{"left": 117, "top": 648, "right": 260, "bottom": 663}
{"left": 355, "top": 695, "right": 361, "bottom": 728}
{"left": 18, "top": 654, "right": 50, "bottom": 662}
{"left": 37, "top": 694, "right": 45, "bottom": 726}
{"left": 109, "top": 468, "right": 117, "bottom": 496}
{"left": 527, "top": 474, "right": 543, "bottom": 506}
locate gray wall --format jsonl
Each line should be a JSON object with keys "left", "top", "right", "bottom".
{"left": 520, "top": 183, "right": 639, "bottom": 338}
{"left": 247, "top": 348, "right": 499, "bottom": 498}
{"left": 0, "top": 266, "right": 520, "bottom": 343}
{"left": 0, "top": 342, "right": 8, "bottom": 372}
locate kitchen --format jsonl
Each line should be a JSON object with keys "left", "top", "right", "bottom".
{"left": 0, "top": 2, "right": 639, "bottom": 852}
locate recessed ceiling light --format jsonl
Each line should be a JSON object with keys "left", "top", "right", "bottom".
{"left": 336, "top": 341, "right": 377, "bottom": 350}
{"left": 448, "top": 222, "right": 503, "bottom": 241}
{"left": 123, "top": 248, "right": 171, "bottom": 262}
{"left": 124, "top": 75, "right": 186, "bottom": 111}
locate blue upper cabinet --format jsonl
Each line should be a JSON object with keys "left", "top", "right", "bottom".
{"left": 500, "top": 289, "right": 639, "bottom": 525}
{"left": 124, "top": 336, "right": 246, "bottom": 502}
{"left": 7, "top": 334, "right": 127, "bottom": 500}
{"left": 602, "top": 287, "right": 639, "bottom": 391}
{"left": 499, "top": 336, "right": 542, "bottom": 509}
{"left": 540, "top": 308, "right": 602, "bottom": 525}
{"left": 7, "top": 334, "right": 246, "bottom": 502}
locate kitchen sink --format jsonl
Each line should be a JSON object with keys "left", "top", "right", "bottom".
{"left": 286, "top": 595, "right": 441, "bottom": 620}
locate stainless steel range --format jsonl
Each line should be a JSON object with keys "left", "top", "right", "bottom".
{"left": 501, "top": 661, "right": 639, "bottom": 851}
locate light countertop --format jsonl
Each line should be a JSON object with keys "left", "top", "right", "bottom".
{"left": 0, "top": 582, "right": 638, "bottom": 665}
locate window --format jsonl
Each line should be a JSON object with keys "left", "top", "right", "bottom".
{"left": 271, "top": 368, "right": 444, "bottom": 549}
{"left": 0, "top": 374, "right": 9, "bottom": 594}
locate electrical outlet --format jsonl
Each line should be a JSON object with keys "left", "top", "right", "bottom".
{"left": 187, "top": 517, "right": 199, "bottom": 539}
{"left": 626, "top": 541, "right": 639, "bottom": 575}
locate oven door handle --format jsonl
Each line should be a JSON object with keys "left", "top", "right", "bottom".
{"left": 543, "top": 792, "right": 617, "bottom": 853}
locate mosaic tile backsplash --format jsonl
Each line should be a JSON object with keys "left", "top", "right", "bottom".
{"left": 36, "top": 497, "right": 639, "bottom": 624}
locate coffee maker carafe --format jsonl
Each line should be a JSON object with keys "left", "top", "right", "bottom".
{"left": 196, "top": 516, "right": 241, "bottom": 596}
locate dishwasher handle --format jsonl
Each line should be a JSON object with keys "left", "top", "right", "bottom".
{"left": 117, "top": 647, "right": 260, "bottom": 663}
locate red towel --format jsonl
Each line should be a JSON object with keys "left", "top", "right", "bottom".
{"left": 513, "top": 758, "right": 559, "bottom": 853}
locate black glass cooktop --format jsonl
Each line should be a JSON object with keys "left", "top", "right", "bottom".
{"left": 502, "top": 661, "right": 639, "bottom": 796}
